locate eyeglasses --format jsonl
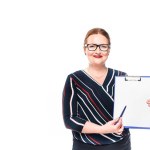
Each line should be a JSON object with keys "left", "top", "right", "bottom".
{"left": 84, "top": 44, "right": 110, "bottom": 52}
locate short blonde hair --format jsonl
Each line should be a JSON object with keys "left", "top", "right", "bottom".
{"left": 84, "top": 28, "right": 111, "bottom": 46}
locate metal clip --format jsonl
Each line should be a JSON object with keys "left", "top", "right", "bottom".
{"left": 125, "top": 76, "right": 141, "bottom": 81}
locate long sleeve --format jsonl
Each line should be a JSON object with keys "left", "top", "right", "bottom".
{"left": 62, "top": 75, "right": 87, "bottom": 132}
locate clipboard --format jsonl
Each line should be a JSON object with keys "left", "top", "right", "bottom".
{"left": 113, "top": 76, "right": 150, "bottom": 129}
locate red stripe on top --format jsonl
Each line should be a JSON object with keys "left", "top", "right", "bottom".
{"left": 87, "top": 135, "right": 101, "bottom": 145}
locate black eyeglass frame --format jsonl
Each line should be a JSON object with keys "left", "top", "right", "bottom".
{"left": 84, "top": 44, "right": 111, "bottom": 52}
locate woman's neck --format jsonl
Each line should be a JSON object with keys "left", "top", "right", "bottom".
{"left": 84, "top": 64, "right": 108, "bottom": 85}
{"left": 86, "top": 64, "right": 107, "bottom": 78}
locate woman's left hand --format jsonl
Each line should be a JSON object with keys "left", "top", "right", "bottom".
{"left": 146, "top": 99, "right": 150, "bottom": 107}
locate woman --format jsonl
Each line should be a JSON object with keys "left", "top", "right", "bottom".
{"left": 62, "top": 28, "right": 131, "bottom": 150}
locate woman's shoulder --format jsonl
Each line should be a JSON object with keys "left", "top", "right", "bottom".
{"left": 108, "top": 68, "right": 127, "bottom": 76}
{"left": 66, "top": 70, "right": 84, "bottom": 78}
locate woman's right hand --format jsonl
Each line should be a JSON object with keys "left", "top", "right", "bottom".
{"left": 81, "top": 118, "right": 124, "bottom": 135}
{"left": 102, "top": 118, "right": 124, "bottom": 135}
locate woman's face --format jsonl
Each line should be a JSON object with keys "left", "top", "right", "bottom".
{"left": 84, "top": 34, "right": 110, "bottom": 66}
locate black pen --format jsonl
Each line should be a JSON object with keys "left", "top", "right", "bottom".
{"left": 115, "top": 105, "right": 127, "bottom": 125}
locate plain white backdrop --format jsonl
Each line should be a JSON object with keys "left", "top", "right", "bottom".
{"left": 0, "top": 0, "right": 150, "bottom": 149}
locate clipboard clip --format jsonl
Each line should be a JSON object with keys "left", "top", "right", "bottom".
{"left": 125, "top": 76, "right": 141, "bottom": 81}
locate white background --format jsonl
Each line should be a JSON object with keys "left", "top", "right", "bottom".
{"left": 0, "top": 0, "right": 150, "bottom": 149}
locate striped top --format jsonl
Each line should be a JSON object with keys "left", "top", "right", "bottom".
{"left": 62, "top": 68, "right": 130, "bottom": 145}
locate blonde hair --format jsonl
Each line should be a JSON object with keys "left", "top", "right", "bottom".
{"left": 84, "top": 28, "right": 111, "bottom": 46}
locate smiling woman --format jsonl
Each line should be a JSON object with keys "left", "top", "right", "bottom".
{"left": 62, "top": 28, "right": 131, "bottom": 150}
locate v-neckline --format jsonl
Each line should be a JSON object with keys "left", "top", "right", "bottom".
{"left": 81, "top": 68, "right": 109, "bottom": 87}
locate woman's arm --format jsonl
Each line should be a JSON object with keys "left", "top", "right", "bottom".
{"left": 62, "top": 75, "right": 87, "bottom": 132}
{"left": 82, "top": 118, "right": 124, "bottom": 135}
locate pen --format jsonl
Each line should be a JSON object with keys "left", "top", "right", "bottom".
{"left": 115, "top": 105, "right": 127, "bottom": 124}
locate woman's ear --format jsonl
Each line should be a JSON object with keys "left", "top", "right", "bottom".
{"left": 84, "top": 47, "right": 86, "bottom": 55}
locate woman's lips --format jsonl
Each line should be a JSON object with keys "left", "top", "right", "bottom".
{"left": 93, "top": 55, "right": 102, "bottom": 58}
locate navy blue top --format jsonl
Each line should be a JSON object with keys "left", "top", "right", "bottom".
{"left": 62, "top": 68, "right": 130, "bottom": 145}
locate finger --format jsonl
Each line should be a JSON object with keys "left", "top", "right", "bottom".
{"left": 146, "top": 99, "right": 150, "bottom": 104}
{"left": 116, "top": 125, "right": 124, "bottom": 134}
{"left": 115, "top": 120, "right": 124, "bottom": 130}
{"left": 110, "top": 118, "right": 119, "bottom": 125}
{"left": 113, "top": 117, "right": 120, "bottom": 122}
{"left": 146, "top": 101, "right": 150, "bottom": 106}
{"left": 115, "top": 118, "right": 122, "bottom": 125}
{"left": 116, "top": 132, "right": 122, "bottom": 135}
{"left": 119, "top": 124, "right": 124, "bottom": 130}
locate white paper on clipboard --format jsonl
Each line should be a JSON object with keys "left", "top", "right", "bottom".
{"left": 113, "top": 76, "right": 150, "bottom": 129}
